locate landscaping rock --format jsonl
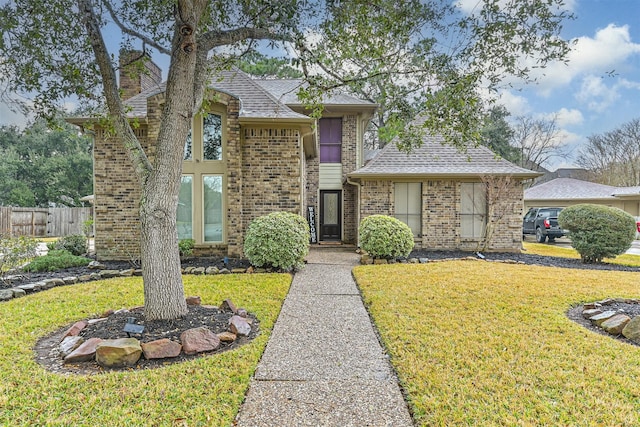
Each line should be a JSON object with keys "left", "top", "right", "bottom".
{"left": 59, "top": 336, "right": 84, "bottom": 357}
{"left": 220, "top": 299, "right": 238, "bottom": 314}
{"left": 217, "top": 331, "right": 237, "bottom": 343}
{"left": 119, "top": 269, "right": 134, "bottom": 277}
{"left": 141, "top": 338, "right": 182, "bottom": 359}
{"left": 0, "top": 289, "right": 14, "bottom": 301}
{"left": 582, "top": 308, "right": 603, "bottom": 319}
{"left": 192, "top": 267, "right": 205, "bottom": 275}
{"left": 186, "top": 295, "right": 201, "bottom": 306}
{"left": 589, "top": 311, "right": 618, "bottom": 326}
{"left": 133, "top": 269, "right": 143, "bottom": 276}
{"left": 11, "top": 288, "right": 26, "bottom": 298}
{"left": 622, "top": 317, "right": 640, "bottom": 343}
{"left": 99, "top": 270, "right": 120, "bottom": 279}
{"left": 373, "top": 259, "right": 388, "bottom": 265}
{"left": 219, "top": 268, "right": 230, "bottom": 274}
{"left": 16, "top": 283, "right": 37, "bottom": 292}
{"left": 64, "top": 337, "right": 102, "bottom": 363}
{"left": 62, "top": 320, "right": 88, "bottom": 340}
{"left": 44, "top": 278, "right": 64, "bottom": 288}
{"left": 237, "top": 308, "right": 248, "bottom": 318}
{"left": 88, "top": 261, "right": 106, "bottom": 269}
{"left": 601, "top": 314, "right": 631, "bottom": 335}
{"left": 205, "top": 266, "right": 219, "bottom": 275}
{"left": 229, "top": 315, "right": 251, "bottom": 336}
{"left": 78, "top": 275, "right": 93, "bottom": 282}
{"left": 231, "top": 268, "right": 246, "bottom": 274}
{"left": 96, "top": 338, "right": 142, "bottom": 368}
{"left": 180, "top": 327, "right": 221, "bottom": 355}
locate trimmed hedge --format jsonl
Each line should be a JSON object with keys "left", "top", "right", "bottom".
{"left": 359, "top": 215, "right": 414, "bottom": 258}
{"left": 24, "top": 250, "right": 91, "bottom": 272}
{"left": 244, "top": 212, "right": 310, "bottom": 271}
{"left": 558, "top": 204, "right": 636, "bottom": 263}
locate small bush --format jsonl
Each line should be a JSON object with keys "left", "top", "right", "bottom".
{"left": 24, "top": 250, "right": 91, "bottom": 272}
{"left": 50, "top": 234, "right": 88, "bottom": 256}
{"left": 559, "top": 204, "right": 636, "bottom": 263}
{"left": 359, "top": 215, "right": 414, "bottom": 258}
{"left": 179, "top": 238, "right": 196, "bottom": 257}
{"left": 0, "top": 234, "right": 38, "bottom": 278}
{"left": 244, "top": 212, "right": 310, "bottom": 271}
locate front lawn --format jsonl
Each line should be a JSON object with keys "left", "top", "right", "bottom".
{"left": 0, "top": 273, "right": 291, "bottom": 426}
{"left": 355, "top": 261, "right": 640, "bottom": 426}
{"left": 523, "top": 241, "right": 640, "bottom": 267}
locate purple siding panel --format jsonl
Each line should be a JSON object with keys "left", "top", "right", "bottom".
{"left": 319, "top": 118, "right": 342, "bottom": 163}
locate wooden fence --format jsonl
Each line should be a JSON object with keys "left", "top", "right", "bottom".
{"left": 0, "top": 207, "right": 92, "bottom": 237}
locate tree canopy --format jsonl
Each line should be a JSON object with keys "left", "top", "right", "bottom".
{"left": 0, "top": 0, "right": 573, "bottom": 320}
{"left": 0, "top": 120, "right": 93, "bottom": 207}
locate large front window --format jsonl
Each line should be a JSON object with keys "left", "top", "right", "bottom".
{"left": 319, "top": 118, "right": 342, "bottom": 163}
{"left": 181, "top": 110, "right": 226, "bottom": 244}
{"left": 460, "top": 182, "right": 486, "bottom": 239}
{"left": 394, "top": 182, "right": 421, "bottom": 236}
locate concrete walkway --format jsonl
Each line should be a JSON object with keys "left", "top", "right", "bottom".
{"left": 235, "top": 247, "right": 413, "bottom": 427}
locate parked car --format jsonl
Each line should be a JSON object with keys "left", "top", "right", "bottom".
{"left": 523, "top": 207, "right": 566, "bottom": 243}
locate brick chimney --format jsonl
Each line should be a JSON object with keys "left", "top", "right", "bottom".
{"left": 119, "top": 50, "right": 162, "bottom": 100}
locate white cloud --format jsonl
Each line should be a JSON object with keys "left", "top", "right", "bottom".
{"left": 534, "top": 24, "right": 640, "bottom": 95}
{"left": 496, "top": 90, "right": 530, "bottom": 115}
{"left": 575, "top": 74, "right": 621, "bottom": 112}
{"left": 540, "top": 107, "right": 584, "bottom": 127}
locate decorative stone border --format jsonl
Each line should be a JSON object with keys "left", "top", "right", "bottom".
{"left": 360, "top": 254, "right": 526, "bottom": 265}
{"left": 0, "top": 262, "right": 259, "bottom": 302}
{"left": 579, "top": 298, "right": 640, "bottom": 344}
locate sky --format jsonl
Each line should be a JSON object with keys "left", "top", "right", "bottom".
{"left": 1, "top": 0, "right": 639, "bottom": 171}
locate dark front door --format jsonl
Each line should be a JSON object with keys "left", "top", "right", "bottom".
{"left": 320, "top": 190, "right": 341, "bottom": 241}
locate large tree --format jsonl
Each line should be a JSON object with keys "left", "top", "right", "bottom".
{"left": 0, "top": 0, "right": 571, "bottom": 320}
{"left": 576, "top": 118, "right": 640, "bottom": 186}
{"left": 510, "top": 114, "right": 568, "bottom": 171}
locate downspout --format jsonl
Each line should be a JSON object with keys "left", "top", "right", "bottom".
{"left": 346, "top": 177, "right": 361, "bottom": 249}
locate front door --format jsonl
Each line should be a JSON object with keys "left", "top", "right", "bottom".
{"left": 320, "top": 190, "right": 341, "bottom": 241}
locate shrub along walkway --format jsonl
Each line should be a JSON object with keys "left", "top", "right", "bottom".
{"left": 235, "top": 247, "right": 413, "bottom": 426}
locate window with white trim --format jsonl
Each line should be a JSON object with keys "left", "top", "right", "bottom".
{"left": 460, "top": 182, "right": 486, "bottom": 239}
{"left": 394, "top": 182, "right": 421, "bottom": 237}
{"left": 180, "top": 110, "right": 226, "bottom": 244}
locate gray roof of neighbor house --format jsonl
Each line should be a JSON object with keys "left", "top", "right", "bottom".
{"left": 254, "top": 79, "right": 377, "bottom": 108}
{"left": 349, "top": 134, "right": 540, "bottom": 178}
{"left": 124, "top": 69, "right": 311, "bottom": 121}
{"left": 525, "top": 178, "right": 640, "bottom": 200}
{"left": 525, "top": 178, "right": 619, "bottom": 200}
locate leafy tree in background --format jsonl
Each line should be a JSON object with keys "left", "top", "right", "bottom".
{"left": 480, "top": 106, "right": 519, "bottom": 163}
{"left": 0, "top": 0, "right": 572, "bottom": 320}
{"left": 238, "top": 51, "right": 303, "bottom": 79}
{"left": 0, "top": 120, "right": 93, "bottom": 207}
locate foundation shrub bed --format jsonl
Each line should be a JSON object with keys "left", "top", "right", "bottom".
{"left": 47, "top": 234, "right": 88, "bottom": 256}
{"left": 23, "top": 250, "right": 91, "bottom": 272}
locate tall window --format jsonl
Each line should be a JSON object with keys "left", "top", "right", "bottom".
{"left": 460, "top": 182, "right": 486, "bottom": 239}
{"left": 319, "top": 118, "right": 342, "bottom": 163}
{"left": 394, "top": 182, "right": 421, "bottom": 236}
{"left": 181, "top": 110, "right": 226, "bottom": 244}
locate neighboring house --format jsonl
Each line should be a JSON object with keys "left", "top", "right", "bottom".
{"left": 71, "top": 53, "right": 538, "bottom": 260}
{"left": 348, "top": 136, "right": 539, "bottom": 252}
{"left": 524, "top": 177, "right": 640, "bottom": 217}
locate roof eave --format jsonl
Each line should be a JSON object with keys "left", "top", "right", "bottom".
{"left": 348, "top": 172, "right": 540, "bottom": 180}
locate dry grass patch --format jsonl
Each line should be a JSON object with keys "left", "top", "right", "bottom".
{"left": 523, "top": 241, "right": 640, "bottom": 267}
{"left": 355, "top": 261, "right": 640, "bottom": 426}
{"left": 0, "top": 273, "right": 291, "bottom": 426}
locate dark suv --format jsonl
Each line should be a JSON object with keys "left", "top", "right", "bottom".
{"left": 523, "top": 207, "right": 566, "bottom": 243}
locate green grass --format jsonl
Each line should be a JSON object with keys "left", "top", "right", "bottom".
{"left": 0, "top": 273, "right": 291, "bottom": 426}
{"left": 523, "top": 241, "right": 640, "bottom": 267}
{"left": 354, "top": 261, "right": 640, "bottom": 426}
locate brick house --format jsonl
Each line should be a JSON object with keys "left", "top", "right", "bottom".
{"left": 73, "top": 57, "right": 537, "bottom": 260}
{"left": 348, "top": 136, "right": 539, "bottom": 252}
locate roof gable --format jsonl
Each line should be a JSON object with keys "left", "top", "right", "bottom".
{"left": 525, "top": 178, "right": 640, "bottom": 200}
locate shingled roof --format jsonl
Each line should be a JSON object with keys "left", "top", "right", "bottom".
{"left": 255, "top": 79, "right": 377, "bottom": 107}
{"left": 349, "top": 134, "right": 539, "bottom": 179}
{"left": 525, "top": 178, "right": 640, "bottom": 200}
{"left": 123, "top": 69, "right": 310, "bottom": 121}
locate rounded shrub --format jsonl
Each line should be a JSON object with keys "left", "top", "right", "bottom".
{"left": 558, "top": 204, "right": 636, "bottom": 263}
{"left": 50, "top": 234, "right": 88, "bottom": 256}
{"left": 359, "top": 215, "right": 414, "bottom": 259}
{"left": 244, "top": 212, "right": 310, "bottom": 271}
{"left": 24, "top": 250, "right": 91, "bottom": 272}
